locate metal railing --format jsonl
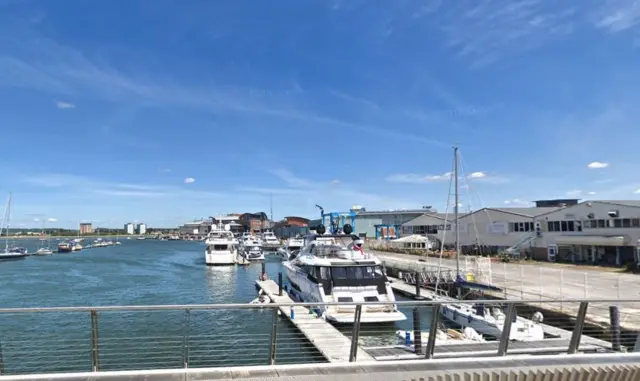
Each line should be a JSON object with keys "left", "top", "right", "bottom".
{"left": 0, "top": 298, "right": 636, "bottom": 375}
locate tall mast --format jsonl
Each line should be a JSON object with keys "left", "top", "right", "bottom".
{"left": 269, "top": 193, "right": 273, "bottom": 222}
{"left": 454, "top": 147, "right": 460, "bottom": 277}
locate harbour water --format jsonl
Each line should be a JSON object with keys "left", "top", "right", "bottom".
{"left": 0, "top": 239, "right": 428, "bottom": 374}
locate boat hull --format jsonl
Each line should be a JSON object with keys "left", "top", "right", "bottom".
{"left": 0, "top": 253, "right": 27, "bottom": 260}
{"left": 205, "top": 251, "right": 236, "bottom": 265}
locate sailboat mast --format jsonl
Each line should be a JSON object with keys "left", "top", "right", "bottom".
{"left": 3, "top": 193, "right": 10, "bottom": 252}
{"left": 454, "top": 147, "right": 460, "bottom": 277}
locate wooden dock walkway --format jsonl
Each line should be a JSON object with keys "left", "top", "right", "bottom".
{"left": 255, "top": 279, "right": 374, "bottom": 363}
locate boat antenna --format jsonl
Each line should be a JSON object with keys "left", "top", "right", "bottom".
{"left": 454, "top": 147, "right": 460, "bottom": 282}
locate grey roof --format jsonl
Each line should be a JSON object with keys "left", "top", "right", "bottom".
{"left": 592, "top": 200, "right": 640, "bottom": 208}
{"left": 357, "top": 209, "right": 433, "bottom": 216}
{"left": 403, "top": 213, "right": 461, "bottom": 226}
{"left": 489, "top": 207, "right": 561, "bottom": 217}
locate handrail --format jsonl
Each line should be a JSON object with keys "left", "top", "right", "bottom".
{"left": 0, "top": 297, "right": 636, "bottom": 314}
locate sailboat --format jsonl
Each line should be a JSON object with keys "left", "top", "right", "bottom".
{"left": 435, "top": 147, "right": 545, "bottom": 341}
{"left": 35, "top": 219, "right": 54, "bottom": 255}
{"left": 0, "top": 193, "right": 28, "bottom": 260}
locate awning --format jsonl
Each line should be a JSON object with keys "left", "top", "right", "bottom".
{"left": 554, "top": 235, "right": 627, "bottom": 246}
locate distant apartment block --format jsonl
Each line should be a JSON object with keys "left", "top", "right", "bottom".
{"left": 79, "top": 222, "right": 93, "bottom": 235}
{"left": 136, "top": 223, "right": 147, "bottom": 235}
{"left": 124, "top": 223, "right": 135, "bottom": 235}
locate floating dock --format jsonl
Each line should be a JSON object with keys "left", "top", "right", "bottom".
{"left": 255, "top": 279, "right": 374, "bottom": 363}
{"left": 388, "top": 277, "right": 613, "bottom": 349}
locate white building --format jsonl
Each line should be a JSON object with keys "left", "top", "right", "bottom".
{"left": 399, "top": 199, "right": 640, "bottom": 267}
{"left": 124, "top": 223, "right": 135, "bottom": 235}
{"left": 136, "top": 223, "right": 147, "bottom": 235}
{"left": 535, "top": 200, "right": 640, "bottom": 266}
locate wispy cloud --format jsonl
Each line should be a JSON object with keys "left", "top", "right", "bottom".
{"left": 565, "top": 189, "right": 583, "bottom": 197}
{"left": 385, "top": 171, "right": 505, "bottom": 184}
{"left": 587, "top": 161, "right": 609, "bottom": 169}
{"left": 183, "top": 177, "right": 196, "bottom": 184}
{"left": 47, "top": 217, "right": 58, "bottom": 222}
{"left": 21, "top": 173, "right": 220, "bottom": 199}
{"left": 592, "top": 0, "right": 640, "bottom": 33}
{"left": 241, "top": 169, "right": 420, "bottom": 211}
{"left": 430, "top": 1, "right": 577, "bottom": 67}
{"left": 55, "top": 100, "right": 75, "bottom": 109}
{"left": 503, "top": 198, "right": 534, "bottom": 206}
{"left": 0, "top": 25, "right": 451, "bottom": 148}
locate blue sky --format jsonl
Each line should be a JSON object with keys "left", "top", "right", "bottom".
{"left": 1, "top": 0, "right": 640, "bottom": 228}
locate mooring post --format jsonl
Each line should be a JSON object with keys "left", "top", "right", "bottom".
{"left": 348, "top": 304, "right": 363, "bottom": 362}
{"left": 278, "top": 272, "right": 283, "bottom": 296}
{"left": 610, "top": 306, "right": 621, "bottom": 352}
{"left": 414, "top": 271, "right": 421, "bottom": 299}
{"left": 261, "top": 261, "right": 266, "bottom": 278}
{"left": 413, "top": 307, "right": 422, "bottom": 354}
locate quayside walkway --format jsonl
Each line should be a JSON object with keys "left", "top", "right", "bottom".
{"left": 375, "top": 250, "right": 640, "bottom": 330}
{"left": 2, "top": 353, "right": 640, "bottom": 381}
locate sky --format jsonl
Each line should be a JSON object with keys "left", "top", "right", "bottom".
{"left": 1, "top": 0, "right": 640, "bottom": 229}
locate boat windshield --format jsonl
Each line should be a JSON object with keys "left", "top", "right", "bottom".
{"left": 331, "top": 266, "right": 385, "bottom": 280}
{"left": 211, "top": 244, "right": 228, "bottom": 250}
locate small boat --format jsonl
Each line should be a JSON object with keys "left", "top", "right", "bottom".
{"left": 0, "top": 193, "right": 28, "bottom": 260}
{"left": 35, "top": 247, "right": 54, "bottom": 256}
{"left": 57, "top": 242, "right": 73, "bottom": 253}
{"left": 396, "top": 327, "right": 484, "bottom": 345}
{"left": 243, "top": 245, "right": 264, "bottom": 261}
{"left": 250, "top": 294, "right": 270, "bottom": 306}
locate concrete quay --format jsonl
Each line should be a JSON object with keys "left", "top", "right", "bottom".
{"left": 373, "top": 250, "right": 640, "bottom": 331}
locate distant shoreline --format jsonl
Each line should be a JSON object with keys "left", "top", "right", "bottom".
{"left": 2, "top": 235, "right": 151, "bottom": 240}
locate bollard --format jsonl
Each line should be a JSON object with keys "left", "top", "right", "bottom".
{"left": 278, "top": 272, "right": 283, "bottom": 296}
{"left": 261, "top": 261, "right": 266, "bottom": 277}
{"left": 413, "top": 308, "right": 422, "bottom": 354}
{"left": 414, "top": 272, "right": 421, "bottom": 299}
{"left": 290, "top": 306, "right": 295, "bottom": 319}
{"left": 610, "top": 306, "right": 621, "bottom": 352}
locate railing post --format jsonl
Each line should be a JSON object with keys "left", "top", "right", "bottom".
{"left": 568, "top": 302, "right": 589, "bottom": 354}
{"left": 560, "top": 270, "right": 564, "bottom": 311}
{"left": 497, "top": 303, "right": 516, "bottom": 356}
{"left": 278, "top": 272, "right": 283, "bottom": 296}
{"left": 414, "top": 272, "right": 421, "bottom": 299}
{"left": 413, "top": 307, "right": 422, "bottom": 354}
{"left": 90, "top": 310, "right": 99, "bottom": 371}
{"left": 348, "top": 304, "right": 362, "bottom": 362}
{"left": 183, "top": 309, "right": 190, "bottom": 369}
{"left": 425, "top": 303, "right": 440, "bottom": 359}
{"left": 0, "top": 341, "right": 5, "bottom": 375}
{"left": 268, "top": 307, "right": 278, "bottom": 365}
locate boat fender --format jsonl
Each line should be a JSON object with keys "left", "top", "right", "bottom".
{"left": 532, "top": 311, "right": 544, "bottom": 323}
{"left": 343, "top": 224, "right": 353, "bottom": 234}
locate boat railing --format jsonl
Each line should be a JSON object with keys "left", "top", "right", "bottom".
{"left": 0, "top": 296, "right": 635, "bottom": 375}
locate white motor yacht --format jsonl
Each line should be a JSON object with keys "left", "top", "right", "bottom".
{"left": 205, "top": 223, "right": 237, "bottom": 265}
{"left": 282, "top": 225, "right": 406, "bottom": 324}
{"left": 261, "top": 230, "right": 280, "bottom": 249}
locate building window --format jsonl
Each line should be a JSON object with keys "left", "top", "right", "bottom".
{"left": 547, "top": 221, "right": 561, "bottom": 232}
{"left": 632, "top": 218, "right": 640, "bottom": 228}
{"left": 597, "top": 219, "right": 606, "bottom": 228}
{"left": 622, "top": 219, "right": 631, "bottom": 228}
{"left": 614, "top": 219, "right": 623, "bottom": 228}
